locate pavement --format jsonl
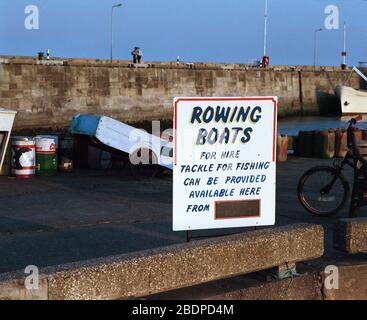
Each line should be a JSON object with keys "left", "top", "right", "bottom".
{"left": 0, "top": 156, "right": 366, "bottom": 274}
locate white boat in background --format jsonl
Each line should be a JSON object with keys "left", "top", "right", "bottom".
{"left": 336, "top": 67, "right": 367, "bottom": 115}
{"left": 336, "top": 85, "right": 367, "bottom": 115}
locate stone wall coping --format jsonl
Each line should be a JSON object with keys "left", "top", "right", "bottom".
{"left": 0, "top": 223, "right": 324, "bottom": 300}
{"left": 0, "top": 55, "right": 353, "bottom": 73}
{"left": 334, "top": 218, "right": 367, "bottom": 254}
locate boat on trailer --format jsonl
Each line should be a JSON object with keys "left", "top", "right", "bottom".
{"left": 70, "top": 114, "right": 173, "bottom": 170}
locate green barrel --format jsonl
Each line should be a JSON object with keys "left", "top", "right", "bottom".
{"left": 35, "top": 137, "right": 57, "bottom": 176}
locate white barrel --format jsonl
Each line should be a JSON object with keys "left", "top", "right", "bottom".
{"left": 35, "top": 135, "right": 59, "bottom": 150}
{"left": 11, "top": 137, "right": 36, "bottom": 178}
{"left": 35, "top": 137, "right": 56, "bottom": 154}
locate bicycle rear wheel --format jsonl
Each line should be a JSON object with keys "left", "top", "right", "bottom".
{"left": 297, "top": 166, "right": 350, "bottom": 217}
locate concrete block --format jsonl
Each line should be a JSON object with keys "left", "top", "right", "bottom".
{"left": 0, "top": 272, "right": 48, "bottom": 300}
{"left": 322, "top": 263, "right": 367, "bottom": 300}
{"left": 43, "top": 223, "right": 323, "bottom": 300}
{"left": 36, "top": 60, "right": 64, "bottom": 66}
{"left": 147, "top": 272, "right": 323, "bottom": 300}
{"left": 129, "top": 63, "right": 149, "bottom": 69}
{"left": 211, "top": 272, "right": 323, "bottom": 300}
{"left": 334, "top": 218, "right": 367, "bottom": 254}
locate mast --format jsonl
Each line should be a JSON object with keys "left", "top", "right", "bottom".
{"left": 342, "top": 22, "right": 347, "bottom": 68}
{"left": 263, "top": 0, "right": 268, "bottom": 57}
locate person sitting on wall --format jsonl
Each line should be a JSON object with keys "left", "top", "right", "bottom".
{"left": 131, "top": 47, "right": 137, "bottom": 63}
{"left": 131, "top": 47, "right": 143, "bottom": 64}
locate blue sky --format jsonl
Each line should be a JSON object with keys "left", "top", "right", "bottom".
{"left": 1, "top": 0, "right": 366, "bottom": 66}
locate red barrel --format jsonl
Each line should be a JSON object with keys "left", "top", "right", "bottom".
{"left": 11, "top": 137, "right": 36, "bottom": 178}
{"left": 354, "top": 128, "right": 363, "bottom": 144}
{"left": 277, "top": 134, "right": 288, "bottom": 162}
{"left": 313, "top": 130, "right": 335, "bottom": 159}
{"left": 361, "top": 129, "right": 367, "bottom": 141}
{"left": 335, "top": 129, "right": 348, "bottom": 158}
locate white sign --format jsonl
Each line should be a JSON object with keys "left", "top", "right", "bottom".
{"left": 173, "top": 97, "right": 277, "bottom": 231}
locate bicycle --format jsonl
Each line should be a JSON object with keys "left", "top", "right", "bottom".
{"left": 297, "top": 115, "right": 367, "bottom": 217}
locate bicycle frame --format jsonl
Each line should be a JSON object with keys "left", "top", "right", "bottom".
{"left": 319, "top": 157, "right": 350, "bottom": 195}
{"left": 320, "top": 117, "right": 362, "bottom": 195}
{"left": 297, "top": 116, "right": 366, "bottom": 217}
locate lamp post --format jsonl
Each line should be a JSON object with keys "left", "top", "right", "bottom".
{"left": 313, "top": 28, "right": 323, "bottom": 69}
{"left": 262, "top": 0, "right": 270, "bottom": 67}
{"left": 263, "top": 0, "right": 268, "bottom": 58}
{"left": 341, "top": 22, "right": 347, "bottom": 69}
{"left": 110, "top": 3, "right": 122, "bottom": 62}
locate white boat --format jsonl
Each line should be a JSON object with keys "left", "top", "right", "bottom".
{"left": 71, "top": 114, "right": 173, "bottom": 170}
{"left": 336, "top": 67, "right": 367, "bottom": 115}
{"left": 336, "top": 85, "right": 367, "bottom": 115}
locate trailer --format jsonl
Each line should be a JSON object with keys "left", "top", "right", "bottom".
{"left": 70, "top": 114, "right": 173, "bottom": 171}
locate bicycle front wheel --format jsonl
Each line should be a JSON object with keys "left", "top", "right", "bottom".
{"left": 297, "top": 166, "right": 350, "bottom": 217}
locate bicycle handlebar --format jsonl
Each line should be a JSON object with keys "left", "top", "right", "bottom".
{"left": 355, "top": 115, "right": 363, "bottom": 122}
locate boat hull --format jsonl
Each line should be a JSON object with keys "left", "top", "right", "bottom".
{"left": 336, "top": 85, "right": 367, "bottom": 115}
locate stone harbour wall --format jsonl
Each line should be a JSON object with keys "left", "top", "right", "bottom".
{"left": 0, "top": 56, "right": 362, "bottom": 131}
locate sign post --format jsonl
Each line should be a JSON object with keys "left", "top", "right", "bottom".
{"left": 173, "top": 97, "right": 277, "bottom": 231}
